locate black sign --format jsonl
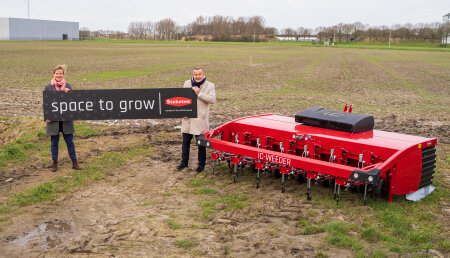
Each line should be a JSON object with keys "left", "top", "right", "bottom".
{"left": 43, "top": 88, "right": 197, "bottom": 121}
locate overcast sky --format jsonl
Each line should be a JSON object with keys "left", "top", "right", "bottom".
{"left": 1, "top": 0, "right": 448, "bottom": 31}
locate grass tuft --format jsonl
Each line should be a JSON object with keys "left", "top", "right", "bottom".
{"left": 193, "top": 188, "right": 217, "bottom": 195}
{"left": 13, "top": 182, "right": 57, "bottom": 205}
{"left": 326, "top": 234, "right": 364, "bottom": 251}
{"left": 0, "top": 205, "right": 11, "bottom": 214}
{"left": 189, "top": 178, "right": 213, "bottom": 187}
{"left": 175, "top": 239, "right": 195, "bottom": 249}
{"left": 323, "top": 221, "right": 351, "bottom": 234}
{"left": 1, "top": 144, "right": 26, "bottom": 160}
{"left": 315, "top": 251, "right": 328, "bottom": 258}
{"left": 361, "top": 226, "right": 387, "bottom": 243}
{"left": 166, "top": 219, "right": 183, "bottom": 230}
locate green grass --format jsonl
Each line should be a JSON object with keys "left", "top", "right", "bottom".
{"left": 73, "top": 121, "right": 103, "bottom": 136}
{"left": 73, "top": 39, "right": 450, "bottom": 52}
{"left": 189, "top": 178, "right": 214, "bottom": 187}
{"left": 175, "top": 239, "right": 195, "bottom": 249}
{"left": 193, "top": 188, "right": 217, "bottom": 195}
{"left": 368, "top": 250, "right": 387, "bottom": 258}
{"left": 0, "top": 205, "right": 11, "bottom": 214}
{"left": 326, "top": 234, "right": 364, "bottom": 251}
{"left": 166, "top": 219, "right": 184, "bottom": 230}
{"left": 200, "top": 192, "right": 248, "bottom": 219}
{"left": 71, "top": 62, "right": 188, "bottom": 83}
{"left": 315, "top": 251, "right": 328, "bottom": 258}
{"left": 13, "top": 182, "right": 57, "bottom": 205}
{"left": 8, "top": 145, "right": 153, "bottom": 207}
{"left": 360, "top": 226, "right": 388, "bottom": 243}
{"left": 0, "top": 117, "right": 108, "bottom": 172}
{"left": 0, "top": 144, "right": 27, "bottom": 160}
{"left": 323, "top": 221, "right": 351, "bottom": 234}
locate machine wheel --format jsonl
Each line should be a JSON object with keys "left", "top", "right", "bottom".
{"left": 375, "top": 179, "right": 388, "bottom": 199}
{"left": 295, "top": 174, "right": 306, "bottom": 184}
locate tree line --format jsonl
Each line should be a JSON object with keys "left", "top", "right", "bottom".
{"left": 79, "top": 15, "right": 450, "bottom": 44}
{"left": 126, "top": 15, "right": 275, "bottom": 42}
{"left": 283, "top": 22, "right": 449, "bottom": 43}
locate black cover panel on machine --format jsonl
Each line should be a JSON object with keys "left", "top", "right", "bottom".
{"left": 295, "top": 107, "right": 374, "bottom": 133}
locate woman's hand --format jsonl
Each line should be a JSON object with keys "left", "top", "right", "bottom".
{"left": 45, "top": 120, "right": 51, "bottom": 123}
{"left": 64, "top": 88, "right": 70, "bottom": 93}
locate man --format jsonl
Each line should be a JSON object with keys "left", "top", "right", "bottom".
{"left": 177, "top": 67, "right": 216, "bottom": 172}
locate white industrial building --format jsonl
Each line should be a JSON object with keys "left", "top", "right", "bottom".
{"left": 443, "top": 13, "right": 450, "bottom": 44}
{"left": 0, "top": 17, "right": 79, "bottom": 40}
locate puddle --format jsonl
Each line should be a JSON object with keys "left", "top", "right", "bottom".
{"left": 12, "top": 220, "right": 71, "bottom": 250}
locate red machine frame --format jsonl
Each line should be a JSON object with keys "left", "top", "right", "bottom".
{"left": 198, "top": 113, "right": 437, "bottom": 203}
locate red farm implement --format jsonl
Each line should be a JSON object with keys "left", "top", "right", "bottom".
{"left": 197, "top": 107, "right": 437, "bottom": 203}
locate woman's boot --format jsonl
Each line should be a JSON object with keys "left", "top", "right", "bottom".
{"left": 72, "top": 159, "right": 82, "bottom": 170}
{"left": 51, "top": 160, "right": 58, "bottom": 172}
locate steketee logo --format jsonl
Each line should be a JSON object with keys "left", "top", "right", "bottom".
{"left": 165, "top": 97, "right": 192, "bottom": 107}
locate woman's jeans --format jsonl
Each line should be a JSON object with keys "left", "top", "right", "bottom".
{"left": 51, "top": 133, "right": 76, "bottom": 160}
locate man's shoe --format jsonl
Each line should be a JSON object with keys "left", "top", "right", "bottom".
{"left": 196, "top": 165, "right": 204, "bottom": 173}
{"left": 51, "top": 160, "right": 58, "bottom": 172}
{"left": 177, "top": 164, "right": 188, "bottom": 170}
{"left": 72, "top": 159, "right": 82, "bottom": 170}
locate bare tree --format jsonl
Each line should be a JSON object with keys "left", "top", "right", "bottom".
{"left": 145, "top": 21, "right": 155, "bottom": 40}
{"left": 79, "top": 27, "right": 90, "bottom": 39}
{"left": 351, "top": 22, "right": 365, "bottom": 41}
{"left": 155, "top": 18, "right": 176, "bottom": 40}
{"left": 297, "top": 27, "right": 306, "bottom": 40}
{"left": 440, "top": 21, "right": 450, "bottom": 47}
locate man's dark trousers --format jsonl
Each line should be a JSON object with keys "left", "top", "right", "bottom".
{"left": 181, "top": 133, "right": 206, "bottom": 167}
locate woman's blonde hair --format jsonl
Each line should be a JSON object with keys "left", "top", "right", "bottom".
{"left": 53, "top": 64, "right": 67, "bottom": 75}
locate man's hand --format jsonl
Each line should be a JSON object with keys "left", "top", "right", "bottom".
{"left": 45, "top": 120, "right": 51, "bottom": 123}
{"left": 192, "top": 86, "right": 200, "bottom": 95}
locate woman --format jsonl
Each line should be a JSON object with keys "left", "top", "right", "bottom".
{"left": 44, "top": 65, "right": 81, "bottom": 172}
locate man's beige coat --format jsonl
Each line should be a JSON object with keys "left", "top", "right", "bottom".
{"left": 181, "top": 80, "right": 216, "bottom": 135}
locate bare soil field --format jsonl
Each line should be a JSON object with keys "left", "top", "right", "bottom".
{"left": 0, "top": 41, "right": 449, "bottom": 257}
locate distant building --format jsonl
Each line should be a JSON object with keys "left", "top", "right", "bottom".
{"left": 276, "top": 36, "right": 318, "bottom": 41}
{"left": 443, "top": 13, "right": 450, "bottom": 22}
{"left": 443, "top": 13, "right": 450, "bottom": 44}
{"left": 0, "top": 17, "right": 79, "bottom": 40}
